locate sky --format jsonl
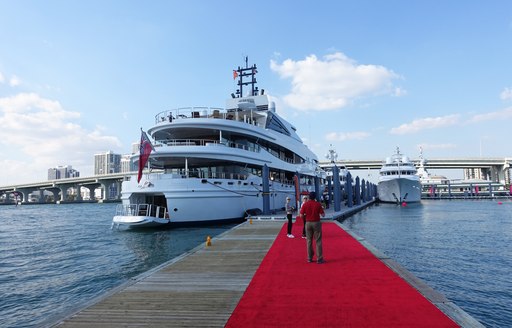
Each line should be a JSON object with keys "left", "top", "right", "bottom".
{"left": 1, "top": 1, "right": 512, "bottom": 185}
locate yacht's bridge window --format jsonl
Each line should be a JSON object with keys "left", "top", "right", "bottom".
{"left": 265, "top": 112, "right": 290, "bottom": 136}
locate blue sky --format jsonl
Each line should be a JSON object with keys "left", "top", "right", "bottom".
{"left": 1, "top": 1, "right": 511, "bottom": 185}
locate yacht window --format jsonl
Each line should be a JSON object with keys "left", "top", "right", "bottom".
{"left": 265, "top": 112, "right": 290, "bottom": 136}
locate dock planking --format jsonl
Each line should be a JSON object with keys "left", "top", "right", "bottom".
{"left": 54, "top": 221, "right": 281, "bottom": 327}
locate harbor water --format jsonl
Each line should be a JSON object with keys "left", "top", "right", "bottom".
{"left": 343, "top": 199, "right": 512, "bottom": 328}
{"left": 0, "top": 200, "right": 510, "bottom": 327}
{"left": 0, "top": 203, "right": 235, "bottom": 328}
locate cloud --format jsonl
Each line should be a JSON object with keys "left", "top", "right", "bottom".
{"left": 270, "top": 53, "right": 402, "bottom": 111}
{"left": 325, "top": 131, "right": 371, "bottom": 141}
{"left": 393, "top": 87, "right": 407, "bottom": 97}
{"left": 467, "top": 107, "right": 512, "bottom": 123}
{"left": 9, "top": 75, "right": 21, "bottom": 87}
{"left": 0, "top": 92, "right": 122, "bottom": 184}
{"left": 391, "top": 107, "right": 512, "bottom": 137}
{"left": 390, "top": 114, "right": 460, "bottom": 135}
{"left": 500, "top": 87, "right": 512, "bottom": 100}
{"left": 0, "top": 72, "right": 21, "bottom": 87}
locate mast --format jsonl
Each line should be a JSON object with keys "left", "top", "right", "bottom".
{"left": 235, "top": 57, "right": 259, "bottom": 97}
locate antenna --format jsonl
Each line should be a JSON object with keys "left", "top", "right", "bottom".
{"left": 234, "top": 57, "right": 258, "bottom": 97}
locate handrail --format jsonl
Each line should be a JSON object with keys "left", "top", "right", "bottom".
{"left": 115, "top": 203, "right": 168, "bottom": 219}
{"left": 153, "top": 138, "right": 260, "bottom": 153}
{"left": 155, "top": 107, "right": 225, "bottom": 123}
{"left": 154, "top": 107, "right": 263, "bottom": 127}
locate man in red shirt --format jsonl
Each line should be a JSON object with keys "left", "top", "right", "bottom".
{"left": 300, "top": 191, "right": 326, "bottom": 264}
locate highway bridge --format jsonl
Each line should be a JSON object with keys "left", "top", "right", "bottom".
{"left": 320, "top": 157, "right": 512, "bottom": 170}
{"left": 0, "top": 172, "right": 131, "bottom": 204}
{"left": 1, "top": 157, "right": 510, "bottom": 204}
{"left": 319, "top": 157, "right": 512, "bottom": 184}
{"left": 320, "top": 157, "right": 512, "bottom": 185}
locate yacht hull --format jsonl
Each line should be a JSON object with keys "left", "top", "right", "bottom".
{"left": 378, "top": 178, "right": 421, "bottom": 203}
{"left": 119, "top": 174, "right": 306, "bottom": 225}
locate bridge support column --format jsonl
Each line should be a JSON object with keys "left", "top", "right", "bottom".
{"left": 84, "top": 186, "right": 97, "bottom": 200}
{"left": 75, "top": 185, "right": 83, "bottom": 201}
{"left": 58, "top": 184, "right": 74, "bottom": 202}
{"left": 34, "top": 190, "right": 44, "bottom": 203}
{"left": 50, "top": 189, "right": 60, "bottom": 202}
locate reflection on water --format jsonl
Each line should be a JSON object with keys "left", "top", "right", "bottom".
{"left": 0, "top": 203, "right": 235, "bottom": 327}
{"left": 343, "top": 199, "right": 512, "bottom": 328}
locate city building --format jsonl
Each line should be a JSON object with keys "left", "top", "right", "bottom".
{"left": 131, "top": 142, "right": 139, "bottom": 155}
{"left": 120, "top": 154, "right": 135, "bottom": 173}
{"left": 463, "top": 167, "right": 488, "bottom": 180}
{"left": 47, "top": 165, "right": 80, "bottom": 180}
{"left": 94, "top": 151, "right": 121, "bottom": 175}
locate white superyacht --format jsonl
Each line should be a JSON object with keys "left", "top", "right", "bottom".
{"left": 113, "top": 60, "right": 323, "bottom": 228}
{"left": 377, "top": 147, "right": 421, "bottom": 204}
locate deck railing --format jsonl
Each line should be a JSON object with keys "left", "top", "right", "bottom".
{"left": 154, "top": 107, "right": 263, "bottom": 127}
{"left": 153, "top": 138, "right": 260, "bottom": 153}
{"left": 115, "top": 203, "right": 168, "bottom": 219}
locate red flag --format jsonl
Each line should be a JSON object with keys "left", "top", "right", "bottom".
{"left": 137, "top": 129, "right": 155, "bottom": 183}
{"left": 233, "top": 70, "right": 238, "bottom": 80}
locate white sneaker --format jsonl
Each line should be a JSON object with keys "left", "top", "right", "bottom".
{"left": 287, "top": 234, "right": 295, "bottom": 238}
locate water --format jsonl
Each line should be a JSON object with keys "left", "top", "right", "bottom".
{"left": 0, "top": 203, "right": 235, "bottom": 328}
{"left": 343, "top": 199, "right": 512, "bottom": 328}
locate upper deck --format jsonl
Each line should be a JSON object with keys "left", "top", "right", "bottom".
{"left": 154, "top": 106, "right": 267, "bottom": 128}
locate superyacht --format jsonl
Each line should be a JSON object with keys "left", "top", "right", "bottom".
{"left": 113, "top": 60, "right": 324, "bottom": 227}
{"left": 377, "top": 147, "right": 421, "bottom": 204}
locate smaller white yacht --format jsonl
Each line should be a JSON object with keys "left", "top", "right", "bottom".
{"left": 323, "top": 145, "right": 349, "bottom": 185}
{"left": 377, "top": 147, "right": 421, "bottom": 203}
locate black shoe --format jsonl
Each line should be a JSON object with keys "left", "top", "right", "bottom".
{"left": 317, "top": 259, "right": 325, "bottom": 264}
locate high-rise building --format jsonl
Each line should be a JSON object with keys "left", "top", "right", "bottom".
{"left": 47, "top": 165, "right": 80, "bottom": 180}
{"left": 131, "top": 142, "right": 139, "bottom": 155}
{"left": 120, "top": 154, "right": 135, "bottom": 173}
{"left": 463, "top": 167, "right": 489, "bottom": 180}
{"left": 94, "top": 151, "right": 121, "bottom": 175}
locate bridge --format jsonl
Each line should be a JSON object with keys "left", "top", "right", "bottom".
{"left": 0, "top": 172, "right": 133, "bottom": 204}
{"left": 1, "top": 157, "right": 510, "bottom": 204}
{"left": 321, "top": 157, "right": 512, "bottom": 185}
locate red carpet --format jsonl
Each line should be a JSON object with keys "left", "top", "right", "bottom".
{"left": 225, "top": 222, "right": 458, "bottom": 327}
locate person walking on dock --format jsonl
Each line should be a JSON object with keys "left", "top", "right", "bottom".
{"left": 300, "top": 191, "right": 325, "bottom": 264}
{"left": 285, "top": 197, "right": 295, "bottom": 238}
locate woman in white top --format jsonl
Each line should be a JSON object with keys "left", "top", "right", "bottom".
{"left": 285, "top": 197, "right": 295, "bottom": 238}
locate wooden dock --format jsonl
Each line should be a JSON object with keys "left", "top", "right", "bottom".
{"left": 53, "top": 221, "right": 281, "bottom": 327}
{"left": 51, "top": 202, "right": 482, "bottom": 327}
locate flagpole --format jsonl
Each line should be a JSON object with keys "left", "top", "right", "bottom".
{"left": 137, "top": 128, "right": 155, "bottom": 183}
